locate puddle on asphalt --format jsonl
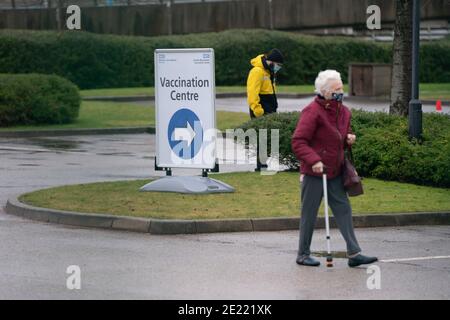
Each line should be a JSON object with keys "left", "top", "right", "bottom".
{"left": 96, "top": 152, "right": 134, "bottom": 156}
{"left": 97, "top": 138, "right": 124, "bottom": 142}
{"left": 282, "top": 249, "right": 348, "bottom": 259}
{"left": 312, "top": 251, "right": 348, "bottom": 259}
{"left": 25, "top": 138, "right": 86, "bottom": 152}
{"left": 7, "top": 157, "right": 45, "bottom": 161}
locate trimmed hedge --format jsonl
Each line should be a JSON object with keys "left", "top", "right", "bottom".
{"left": 0, "top": 73, "right": 81, "bottom": 126}
{"left": 0, "top": 29, "right": 449, "bottom": 89}
{"left": 238, "top": 110, "right": 450, "bottom": 188}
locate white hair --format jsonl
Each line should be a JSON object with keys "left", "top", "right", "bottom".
{"left": 314, "top": 70, "right": 342, "bottom": 96}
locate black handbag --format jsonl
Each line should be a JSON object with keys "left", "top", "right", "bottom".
{"left": 342, "top": 147, "right": 364, "bottom": 197}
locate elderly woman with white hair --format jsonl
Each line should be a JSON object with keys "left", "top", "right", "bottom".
{"left": 291, "top": 70, "right": 378, "bottom": 268}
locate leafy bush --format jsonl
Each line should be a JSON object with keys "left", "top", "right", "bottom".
{"left": 0, "top": 73, "right": 81, "bottom": 126}
{"left": 238, "top": 110, "right": 450, "bottom": 188}
{"left": 0, "top": 29, "right": 449, "bottom": 89}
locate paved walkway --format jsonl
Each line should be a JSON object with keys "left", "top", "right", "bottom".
{"left": 214, "top": 96, "right": 450, "bottom": 114}
{"left": 1, "top": 134, "right": 449, "bottom": 299}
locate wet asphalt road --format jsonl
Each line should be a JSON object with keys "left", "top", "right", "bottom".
{"left": 0, "top": 134, "right": 255, "bottom": 206}
{"left": 124, "top": 96, "right": 450, "bottom": 115}
{"left": 1, "top": 134, "right": 449, "bottom": 299}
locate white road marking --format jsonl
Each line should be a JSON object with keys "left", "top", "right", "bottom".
{"left": 380, "top": 255, "right": 450, "bottom": 263}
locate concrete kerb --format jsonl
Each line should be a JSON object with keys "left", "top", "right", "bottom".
{"left": 0, "top": 127, "right": 155, "bottom": 138}
{"left": 0, "top": 126, "right": 233, "bottom": 139}
{"left": 5, "top": 196, "right": 450, "bottom": 235}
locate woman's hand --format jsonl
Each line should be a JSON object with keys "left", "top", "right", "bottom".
{"left": 347, "top": 134, "right": 356, "bottom": 146}
{"left": 312, "top": 161, "right": 324, "bottom": 174}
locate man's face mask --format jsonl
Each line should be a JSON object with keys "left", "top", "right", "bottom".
{"left": 271, "top": 63, "right": 282, "bottom": 74}
{"left": 331, "top": 92, "right": 344, "bottom": 102}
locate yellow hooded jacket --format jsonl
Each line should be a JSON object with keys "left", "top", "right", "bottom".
{"left": 247, "top": 54, "right": 277, "bottom": 117}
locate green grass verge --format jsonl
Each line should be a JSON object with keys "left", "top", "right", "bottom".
{"left": 420, "top": 83, "right": 450, "bottom": 100}
{"left": 20, "top": 172, "right": 450, "bottom": 220}
{"left": 81, "top": 83, "right": 449, "bottom": 100}
{"left": 0, "top": 101, "right": 249, "bottom": 132}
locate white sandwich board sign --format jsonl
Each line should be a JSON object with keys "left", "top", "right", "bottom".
{"left": 154, "top": 48, "right": 216, "bottom": 170}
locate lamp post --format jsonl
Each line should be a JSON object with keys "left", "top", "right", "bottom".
{"left": 408, "top": 0, "right": 422, "bottom": 140}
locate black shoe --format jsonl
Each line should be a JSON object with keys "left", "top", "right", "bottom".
{"left": 296, "top": 256, "right": 320, "bottom": 267}
{"left": 348, "top": 254, "right": 378, "bottom": 268}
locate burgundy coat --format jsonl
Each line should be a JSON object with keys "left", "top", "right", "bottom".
{"left": 291, "top": 96, "right": 352, "bottom": 179}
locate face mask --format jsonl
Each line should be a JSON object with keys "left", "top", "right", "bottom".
{"left": 271, "top": 63, "right": 282, "bottom": 74}
{"left": 331, "top": 93, "right": 344, "bottom": 102}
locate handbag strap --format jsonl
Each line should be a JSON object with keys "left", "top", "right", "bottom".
{"left": 346, "top": 145, "right": 355, "bottom": 164}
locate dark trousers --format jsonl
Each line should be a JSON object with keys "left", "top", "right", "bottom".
{"left": 249, "top": 94, "right": 277, "bottom": 119}
{"left": 298, "top": 174, "right": 361, "bottom": 259}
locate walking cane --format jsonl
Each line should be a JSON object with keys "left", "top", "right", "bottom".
{"left": 322, "top": 168, "right": 333, "bottom": 268}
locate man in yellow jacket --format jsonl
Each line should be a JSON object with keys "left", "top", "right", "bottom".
{"left": 247, "top": 48, "right": 284, "bottom": 119}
